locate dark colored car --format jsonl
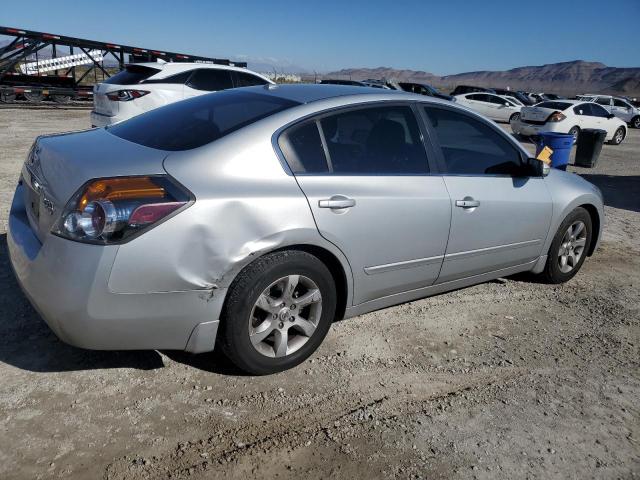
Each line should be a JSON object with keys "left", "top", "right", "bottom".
{"left": 397, "top": 82, "right": 454, "bottom": 101}
{"left": 450, "top": 85, "right": 496, "bottom": 96}
{"left": 319, "top": 79, "right": 367, "bottom": 87}
{"left": 492, "top": 88, "right": 534, "bottom": 106}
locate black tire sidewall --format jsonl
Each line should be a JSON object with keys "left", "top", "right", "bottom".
{"left": 220, "top": 251, "right": 336, "bottom": 375}
{"left": 544, "top": 208, "right": 593, "bottom": 283}
{"left": 632, "top": 117, "right": 640, "bottom": 129}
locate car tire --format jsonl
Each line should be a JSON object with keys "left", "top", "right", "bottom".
{"left": 539, "top": 207, "right": 592, "bottom": 284}
{"left": 609, "top": 127, "right": 625, "bottom": 145}
{"left": 631, "top": 116, "right": 640, "bottom": 129}
{"left": 568, "top": 126, "right": 580, "bottom": 145}
{"left": 219, "top": 250, "right": 336, "bottom": 375}
{"left": 509, "top": 112, "right": 520, "bottom": 123}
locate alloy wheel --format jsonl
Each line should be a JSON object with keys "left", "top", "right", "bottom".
{"left": 558, "top": 221, "right": 587, "bottom": 273}
{"left": 614, "top": 127, "right": 624, "bottom": 144}
{"left": 248, "top": 275, "right": 322, "bottom": 358}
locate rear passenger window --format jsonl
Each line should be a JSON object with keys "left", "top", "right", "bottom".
{"left": 278, "top": 122, "right": 328, "bottom": 174}
{"left": 319, "top": 106, "right": 429, "bottom": 174}
{"left": 187, "top": 69, "right": 234, "bottom": 91}
{"left": 424, "top": 106, "right": 525, "bottom": 176}
{"left": 234, "top": 72, "right": 268, "bottom": 87}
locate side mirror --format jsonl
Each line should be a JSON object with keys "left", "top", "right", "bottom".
{"left": 527, "top": 157, "right": 549, "bottom": 177}
{"left": 607, "top": 113, "right": 615, "bottom": 119}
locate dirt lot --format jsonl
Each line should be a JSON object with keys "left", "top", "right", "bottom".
{"left": 0, "top": 108, "right": 638, "bottom": 480}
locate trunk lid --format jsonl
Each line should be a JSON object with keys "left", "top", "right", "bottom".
{"left": 92, "top": 64, "right": 162, "bottom": 116}
{"left": 22, "top": 128, "right": 168, "bottom": 243}
{"left": 520, "top": 106, "right": 555, "bottom": 123}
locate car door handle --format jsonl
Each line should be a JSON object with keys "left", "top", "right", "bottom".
{"left": 456, "top": 199, "right": 480, "bottom": 208}
{"left": 319, "top": 197, "right": 356, "bottom": 209}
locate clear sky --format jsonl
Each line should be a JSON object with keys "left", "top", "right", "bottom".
{"left": 2, "top": 0, "right": 639, "bottom": 74}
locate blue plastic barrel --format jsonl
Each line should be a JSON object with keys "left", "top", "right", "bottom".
{"left": 535, "top": 132, "right": 574, "bottom": 170}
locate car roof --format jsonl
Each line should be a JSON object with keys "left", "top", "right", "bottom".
{"left": 240, "top": 83, "right": 419, "bottom": 104}
{"left": 131, "top": 61, "right": 256, "bottom": 74}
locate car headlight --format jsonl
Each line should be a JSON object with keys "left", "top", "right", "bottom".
{"left": 52, "top": 175, "right": 192, "bottom": 244}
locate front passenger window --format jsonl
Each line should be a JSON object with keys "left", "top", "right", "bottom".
{"left": 424, "top": 106, "right": 528, "bottom": 176}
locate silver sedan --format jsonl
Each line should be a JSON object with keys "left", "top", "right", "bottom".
{"left": 8, "top": 85, "right": 604, "bottom": 374}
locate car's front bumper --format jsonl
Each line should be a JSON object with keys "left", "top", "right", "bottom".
{"left": 8, "top": 183, "right": 224, "bottom": 353}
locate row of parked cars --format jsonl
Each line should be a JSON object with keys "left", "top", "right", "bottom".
{"left": 90, "top": 62, "right": 637, "bottom": 148}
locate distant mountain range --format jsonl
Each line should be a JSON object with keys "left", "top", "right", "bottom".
{"left": 325, "top": 61, "right": 640, "bottom": 97}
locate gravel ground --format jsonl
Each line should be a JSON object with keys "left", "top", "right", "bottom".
{"left": 0, "top": 108, "right": 638, "bottom": 480}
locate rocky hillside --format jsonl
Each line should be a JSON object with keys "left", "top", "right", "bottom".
{"left": 325, "top": 61, "right": 640, "bottom": 97}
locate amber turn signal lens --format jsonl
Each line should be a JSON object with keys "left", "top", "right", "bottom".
{"left": 78, "top": 177, "right": 165, "bottom": 210}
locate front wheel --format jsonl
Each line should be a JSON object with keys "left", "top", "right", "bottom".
{"left": 539, "top": 207, "right": 592, "bottom": 284}
{"left": 509, "top": 112, "right": 520, "bottom": 123}
{"left": 219, "top": 251, "right": 336, "bottom": 375}
{"left": 609, "top": 127, "right": 625, "bottom": 145}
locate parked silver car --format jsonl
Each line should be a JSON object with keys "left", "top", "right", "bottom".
{"left": 8, "top": 85, "right": 604, "bottom": 374}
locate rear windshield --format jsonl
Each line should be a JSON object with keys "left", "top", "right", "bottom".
{"left": 107, "top": 90, "right": 300, "bottom": 151}
{"left": 536, "top": 101, "right": 572, "bottom": 111}
{"left": 105, "top": 65, "right": 161, "bottom": 85}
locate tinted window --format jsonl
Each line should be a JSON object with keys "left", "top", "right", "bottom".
{"left": 574, "top": 103, "right": 593, "bottom": 116}
{"left": 467, "top": 93, "right": 484, "bottom": 101}
{"left": 590, "top": 103, "right": 610, "bottom": 118}
{"left": 105, "top": 65, "right": 160, "bottom": 85}
{"left": 319, "top": 105, "right": 429, "bottom": 174}
{"left": 596, "top": 97, "right": 611, "bottom": 106}
{"left": 537, "top": 101, "right": 572, "bottom": 111}
{"left": 108, "top": 90, "right": 299, "bottom": 151}
{"left": 279, "top": 122, "right": 328, "bottom": 174}
{"left": 187, "top": 69, "right": 234, "bottom": 91}
{"left": 424, "top": 106, "right": 526, "bottom": 176}
{"left": 234, "top": 71, "right": 268, "bottom": 87}
{"left": 143, "top": 70, "right": 193, "bottom": 85}
{"left": 613, "top": 98, "right": 629, "bottom": 108}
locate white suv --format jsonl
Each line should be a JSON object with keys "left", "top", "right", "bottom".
{"left": 91, "top": 62, "right": 273, "bottom": 127}
{"left": 579, "top": 94, "right": 640, "bottom": 129}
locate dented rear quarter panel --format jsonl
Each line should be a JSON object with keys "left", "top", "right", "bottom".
{"left": 107, "top": 110, "right": 355, "bottom": 313}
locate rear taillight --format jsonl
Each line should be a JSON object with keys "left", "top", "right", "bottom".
{"left": 52, "top": 176, "right": 192, "bottom": 244}
{"left": 546, "top": 111, "right": 566, "bottom": 123}
{"left": 106, "top": 90, "right": 150, "bottom": 101}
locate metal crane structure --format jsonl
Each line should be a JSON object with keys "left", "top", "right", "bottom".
{"left": 0, "top": 25, "right": 247, "bottom": 104}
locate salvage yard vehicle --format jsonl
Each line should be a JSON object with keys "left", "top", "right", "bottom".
{"left": 394, "top": 81, "right": 454, "bottom": 101}
{"left": 492, "top": 88, "right": 534, "bottom": 106}
{"left": 8, "top": 84, "right": 604, "bottom": 375}
{"left": 454, "top": 92, "right": 522, "bottom": 122}
{"left": 511, "top": 99, "right": 628, "bottom": 145}
{"left": 578, "top": 94, "right": 640, "bottom": 129}
{"left": 90, "top": 62, "right": 272, "bottom": 127}
{"left": 449, "top": 85, "right": 495, "bottom": 96}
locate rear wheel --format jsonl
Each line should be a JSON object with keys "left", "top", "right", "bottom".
{"left": 219, "top": 251, "right": 336, "bottom": 375}
{"left": 631, "top": 116, "right": 640, "bottom": 129}
{"left": 539, "top": 207, "right": 592, "bottom": 284}
{"left": 52, "top": 94, "right": 72, "bottom": 104}
{"left": 509, "top": 112, "right": 520, "bottom": 123}
{"left": 0, "top": 91, "right": 16, "bottom": 103}
{"left": 609, "top": 127, "right": 625, "bottom": 145}
{"left": 568, "top": 126, "right": 580, "bottom": 144}
{"left": 23, "top": 91, "right": 44, "bottom": 103}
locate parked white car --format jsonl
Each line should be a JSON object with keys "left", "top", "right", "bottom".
{"left": 511, "top": 100, "right": 627, "bottom": 145}
{"left": 454, "top": 93, "right": 522, "bottom": 123}
{"left": 91, "top": 62, "right": 273, "bottom": 127}
{"left": 578, "top": 94, "right": 640, "bottom": 129}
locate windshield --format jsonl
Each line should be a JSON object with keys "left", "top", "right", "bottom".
{"left": 536, "top": 101, "right": 572, "bottom": 111}
{"left": 107, "top": 90, "right": 300, "bottom": 151}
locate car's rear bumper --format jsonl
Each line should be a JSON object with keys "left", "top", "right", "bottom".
{"left": 511, "top": 119, "right": 566, "bottom": 136}
{"left": 8, "top": 183, "right": 224, "bottom": 353}
{"left": 90, "top": 111, "right": 123, "bottom": 128}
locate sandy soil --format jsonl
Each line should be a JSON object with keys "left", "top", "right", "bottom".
{"left": 0, "top": 108, "right": 638, "bottom": 480}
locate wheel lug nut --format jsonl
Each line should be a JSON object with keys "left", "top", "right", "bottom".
{"left": 290, "top": 304, "right": 296, "bottom": 310}
{"left": 272, "top": 314, "right": 277, "bottom": 319}
{"left": 289, "top": 316, "right": 295, "bottom": 322}
{"left": 278, "top": 322, "right": 284, "bottom": 329}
